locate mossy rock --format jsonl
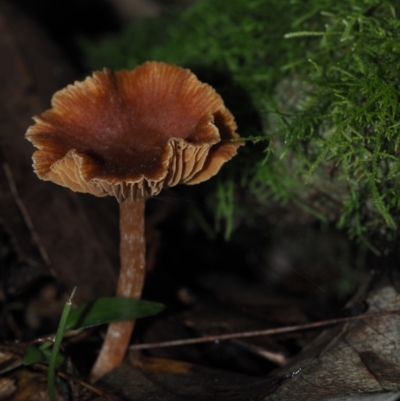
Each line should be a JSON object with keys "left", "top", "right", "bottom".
{"left": 83, "top": 0, "right": 400, "bottom": 251}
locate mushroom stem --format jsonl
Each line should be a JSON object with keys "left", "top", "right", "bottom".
{"left": 90, "top": 194, "right": 146, "bottom": 382}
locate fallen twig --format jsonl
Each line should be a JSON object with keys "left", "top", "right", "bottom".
{"left": 35, "top": 363, "right": 117, "bottom": 401}
{"left": 2, "top": 162, "right": 51, "bottom": 268}
{"left": 129, "top": 309, "right": 400, "bottom": 350}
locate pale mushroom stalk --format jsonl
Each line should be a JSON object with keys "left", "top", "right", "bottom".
{"left": 90, "top": 195, "right": 145, "bottom": 381}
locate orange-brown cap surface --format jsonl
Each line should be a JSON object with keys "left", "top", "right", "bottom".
{"left": 26, "top": 61, "right": 241, "bottom": 201}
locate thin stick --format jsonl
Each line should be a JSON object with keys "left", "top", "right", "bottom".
{"left": 35, "top": 364, "right": 117, "bottom": 401}
{"left": 90, "top": 195, "right": 146, "bottom": 382}
{"left": 2, "top": 162, "right": 52, "bottom": 268}
{"left": 129, "top": 310, "right": 400, "bottom": 350}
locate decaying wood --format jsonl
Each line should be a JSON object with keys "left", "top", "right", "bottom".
{"left": 0, "top": 0, "right": 118, "bottom": 302}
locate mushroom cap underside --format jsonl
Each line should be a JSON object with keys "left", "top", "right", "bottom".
{"left": 26, "top": 61, "right": 242, "bottom": 201}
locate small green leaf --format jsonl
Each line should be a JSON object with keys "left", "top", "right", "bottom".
{"left": 65, "top": 297, "right": 164, "bottom": 331}
{"left": 24, "top": 344, "right": 47, "bottom": 365}
{"left": 23, "top": 342, "right": 67, "bottom": 367}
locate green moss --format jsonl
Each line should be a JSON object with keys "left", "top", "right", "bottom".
{"left": 83, "top": 0, "right": 400, "bottom": 249}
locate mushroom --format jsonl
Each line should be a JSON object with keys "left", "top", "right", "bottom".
{"left": 25, "top": 61, "right": 242, "bottom": 381}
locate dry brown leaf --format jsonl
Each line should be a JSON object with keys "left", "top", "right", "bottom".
{"left": 90, "top": 273, "right": 400, "bottom": 400}
{"left": 264, "top": 273, "right": 400, "bottom": 401}
{"left": 91, "top": 356, "right": 274, "bottom": 401}
{"left": 0, "top": 377, "right": 16, "bottom": 400}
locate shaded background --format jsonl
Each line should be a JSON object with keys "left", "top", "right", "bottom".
{"left": 10, "top": 0, "right": 196, "bottom": 71}
{"left": 0, "top": 0, "right": 379, "bottom": 389}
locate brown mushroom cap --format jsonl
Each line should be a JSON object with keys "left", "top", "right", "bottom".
{"left": 26, "top": 61, "right": 241, "bottom": 201}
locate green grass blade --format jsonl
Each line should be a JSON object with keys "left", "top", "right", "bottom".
{"left": 48, "top": 288, "right": 75, "bottom": 401}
